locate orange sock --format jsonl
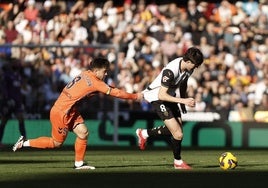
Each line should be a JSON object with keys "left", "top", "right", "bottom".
{"left": 75, "top": 137, "right": 87, "bottom": 162}
{"left": 29, "top": 137, "right": 55, "bottom": 148}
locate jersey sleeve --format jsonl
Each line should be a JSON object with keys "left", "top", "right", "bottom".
{"left": 94, "top": 80, "right": 112, "bottom": 94}
{"left": 161, "top": 69, "right": 174, "bottom": 88}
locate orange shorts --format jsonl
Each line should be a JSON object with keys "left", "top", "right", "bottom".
{"left": 50, "top": 105, "right": 84, "bottom": 143}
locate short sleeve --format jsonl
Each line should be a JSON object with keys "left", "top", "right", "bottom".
{"left": 161, "top": 69, "right": 174, "bottom": 87}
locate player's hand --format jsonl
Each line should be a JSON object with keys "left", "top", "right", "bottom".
{"left": 136, "top": 92, "right": 144, "bottom": 101}
{"left": 184, "top": 98, "right": 195, "bottom": 107}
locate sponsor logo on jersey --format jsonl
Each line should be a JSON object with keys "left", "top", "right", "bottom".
{"left": 162, "top": 76, "right": 169, "bottom": 83}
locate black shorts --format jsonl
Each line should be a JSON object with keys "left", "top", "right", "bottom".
{"left": 151, "top": 100, "right": 181, "bottom": 121}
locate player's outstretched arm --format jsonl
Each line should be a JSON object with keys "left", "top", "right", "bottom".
{"left": 107, "top": 86, "right": 142, "bottom": 101}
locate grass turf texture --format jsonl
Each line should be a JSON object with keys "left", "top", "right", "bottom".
{"left": 1, "top": 148, "right": 268, "bottom": 188}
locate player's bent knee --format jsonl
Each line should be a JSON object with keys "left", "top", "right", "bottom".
{"left": 79, "top": 130, "right": 89, "bottom": 140}
{"left": 73, "top": 123, "right": 89, "bottom": 140}
{"left": 53, "top": 140, "right": 63, "bottom": 148}
{"left": 75, "top": 128, "right": 89, "bottom": 140}
{"left": 173, "top": 132, "right": 183, "bottom": 140}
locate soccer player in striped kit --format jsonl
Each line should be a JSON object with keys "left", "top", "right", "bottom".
{"left": 136, "top": 47, "right": 204, "bottom": 169}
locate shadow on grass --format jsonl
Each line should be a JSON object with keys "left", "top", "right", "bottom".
{"left": 0, "top": 159, "right": 63, "bottom": 164}
{"left": 96, "top": 164, "right": 169, "bottom": 169}
{"left": 1, "top": 171, "right": 268, "bottom": 188}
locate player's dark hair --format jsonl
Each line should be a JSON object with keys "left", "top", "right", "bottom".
{"left": 183, "top": 47, "right": 204, "bottom": 68}
{"left": 89, "top": 57, "right": 110, "bottom": 70}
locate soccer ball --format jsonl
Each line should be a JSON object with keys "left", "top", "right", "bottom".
{"left": 219, "top": 152, "right": 238, "bottom": 170}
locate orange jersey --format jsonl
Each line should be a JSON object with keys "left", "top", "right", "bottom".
{"left": 53, "top": 70, "right": 137, "bottom": 114}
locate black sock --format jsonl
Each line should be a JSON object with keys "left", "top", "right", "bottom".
{"left": 19, "top": 122, "right": 26, "bottom": 137}
{"left": 147, "top": 125, "right": 171, "bottom": 136}
{"left": 171, "top": 137, "right": 182, "bottom": 160}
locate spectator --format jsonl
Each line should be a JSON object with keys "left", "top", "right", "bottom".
{"left": 177, "top": 10, "right": 191, "bottom": 33}
{"left": 61, "top": 30, "right": 78, "bottom": 56}
{"left": 160, "top": 32, "right": 178, "bottom": 63}
{"left": 97, "top": 26, "right": 114, "bottom": 44}
{"left": 242, "top": 0, "right": 259, "bottom": 20}
{"left": 186, "top": 0, "right": 203, "bottom": 23}
{"left": 254, "top": 74, "right": 268, "bottom": 106}
{"left": 46, "top": 14, "right": 63, "bottom": 37}
{"left": 71, "top": 18, "right": 88, "bottom": 44}
{"left": 0, "top": 0, "right": 266, "bottom": 121}
{"left": 0, "top": 59, "right": 27, "bottom": 147}
{"left": 232, "top": 1, "right": 247, "bottom": 26}
{"left": 194, "top": 92, "right": 207, "bottom": 112}
{"left": 212, "top": 0, "right": 237, "bottom": 26}
{"left": 96, "top": 13, "right": 111, "bottom": 32}
{"left": 4, "top": 20, "right": 18, "bottom": 43}
{"left": 59, "top": 66, "right": 72, "bottom": 85}
{"left": 39, "top": 0, "right": 58, "bottom": 22}
{"left": 23, "top": 0, "right": 39, "bottom": 25}
{"left": 20, "top": 77, "right": 33, "bottom": 113}
{"left": 201, "top": 21, "right": 218, "bottom": 47}
{"left": 199, "top": 36, "right": 214, "bottom": 58}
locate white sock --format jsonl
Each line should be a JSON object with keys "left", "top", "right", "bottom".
{"left": 142, "top": 129, "right": 149, "bottom": 138}
{"left": 174, "top": 159, "right": 183, "bottom": 165}
{"left": 75, "top": 161, "right": 83, "bottom": 167}
{"left": 23, "top": 140, "right": 30, "bottom": 147}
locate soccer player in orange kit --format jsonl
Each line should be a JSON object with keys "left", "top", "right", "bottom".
{"left": 12, "top": 57, "right": 143, "bottom": 170}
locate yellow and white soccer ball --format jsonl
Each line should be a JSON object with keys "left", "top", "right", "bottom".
{"left": 219, "top": 152, "right": 238, "bottom": 170}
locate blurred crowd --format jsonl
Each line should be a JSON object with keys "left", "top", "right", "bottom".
{"left": 0, "top": 0, "right": 267, "bottom": 122}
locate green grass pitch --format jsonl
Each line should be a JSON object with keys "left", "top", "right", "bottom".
{"left": 1, "top": 148, "right": 268, "bottom": 188}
